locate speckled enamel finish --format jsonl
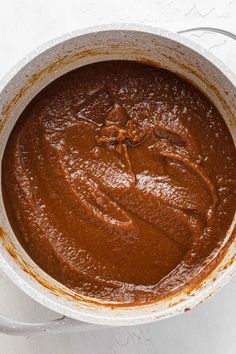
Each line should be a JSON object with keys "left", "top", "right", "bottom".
{"left": 0, "top": 24, "right": 235, "bottom": 329}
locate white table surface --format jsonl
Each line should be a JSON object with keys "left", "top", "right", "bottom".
{"left": 0, "top": 0, "right": 236, "bottom": 353}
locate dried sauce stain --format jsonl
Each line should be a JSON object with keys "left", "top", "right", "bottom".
{"left": 184, "top": 307, "right": 190, "bottom": 312}
{"left": 1, "top": 60, "right": 236, "bottom": 305}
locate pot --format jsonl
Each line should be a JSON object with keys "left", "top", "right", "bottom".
{"left": 0, "top": 24, "right": 235, "bottom": 335}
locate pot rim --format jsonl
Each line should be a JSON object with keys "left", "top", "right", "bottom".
{"left": 0, "top": 23, "right": 235, "bottom": 326}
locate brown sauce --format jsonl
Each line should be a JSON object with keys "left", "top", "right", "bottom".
{"left": 2, "top": 61, "right": 236, "bottom": 304}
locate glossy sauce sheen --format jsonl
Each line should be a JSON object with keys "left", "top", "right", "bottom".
{"left": 2, "top": 61, "right": 236, "bottom": 304}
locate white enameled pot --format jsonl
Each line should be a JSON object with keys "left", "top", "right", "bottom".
{"left": 0, "top": 24, "right": 235, "bottom": 336}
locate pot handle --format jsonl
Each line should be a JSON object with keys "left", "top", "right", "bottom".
{"left": 178, "top": 26, "right": 236, "bottom": 40}
{"left": 0, "top": 313, "right": 108, "bottom": 336}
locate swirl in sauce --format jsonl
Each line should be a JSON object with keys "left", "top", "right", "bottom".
{"left": 2, "top": 61, "right": 236, "bottom": 304}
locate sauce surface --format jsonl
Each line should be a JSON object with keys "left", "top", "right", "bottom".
{"left": 2, "top": 61, "right": 236, "bottom": 304}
